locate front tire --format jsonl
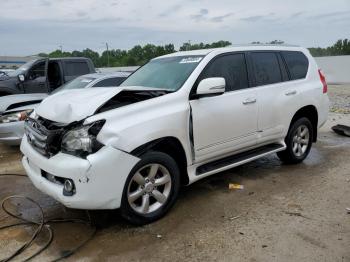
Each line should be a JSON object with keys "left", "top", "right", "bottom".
{"left": 120, "top": 151, "right": 180, "bottom": 225}
{"left": 277, "top": 117, "right": 313, "bottom": 164}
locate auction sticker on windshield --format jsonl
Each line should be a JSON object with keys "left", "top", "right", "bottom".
{"left": 81, "top": 78, "right": 94, "bottom": 83}
{"left": 179, "top": 57, "right": 203, "bottom": 64}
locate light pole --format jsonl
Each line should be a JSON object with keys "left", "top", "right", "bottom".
{"left": 105, "top": 42, "right": 110, "bottom": 67}
{"left": 59, "top": 45, "right": 63, "bottom": 53}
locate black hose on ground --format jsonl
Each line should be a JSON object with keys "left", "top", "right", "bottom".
{"left": 0, "top": 174, "right": 97, "bottom": 262}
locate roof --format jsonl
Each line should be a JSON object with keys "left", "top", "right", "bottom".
{"left": 157, "top": 44, "right": 305, "bottom": 59}
{"left": 49, "top": 57, "right": 92, "bottom": 61}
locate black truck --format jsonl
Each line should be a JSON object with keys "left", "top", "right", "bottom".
{"left": 0, "top": 57, "right": 95, "bottom": 96}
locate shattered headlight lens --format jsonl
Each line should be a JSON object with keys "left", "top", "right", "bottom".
{"left": 61, "top": 120, "right": 105, "bottom": 157}
{"left": 0, "top": 109, "right": 33, "bottom": 123}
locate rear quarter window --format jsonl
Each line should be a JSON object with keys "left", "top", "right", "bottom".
{"left": 281, "top": 51, "right": 309, "bottom": 80}
{"left": 65, "top": 61, "right": 90, "bottom": 76}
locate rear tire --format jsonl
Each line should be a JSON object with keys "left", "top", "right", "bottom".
{"left": 120, "top": 151, "right": 180, "bottom": 225}
{"left": 277, "top": 117, "right": 313, "bottom": 164}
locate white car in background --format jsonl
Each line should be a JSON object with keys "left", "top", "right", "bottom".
{"left": 0, "top": 72, "right": 131, "bottom": 145}
{"left": 21, "top": 45, "right": 329, "bottom": 225}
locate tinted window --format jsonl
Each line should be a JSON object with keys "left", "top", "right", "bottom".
{"left": 28, "top": 61, "right": 45, "bottom": 79}
{"left": 93, "top": 77, "right": 127, "bottom": 87}
{"left": 199, "top": 54, "right": 248, "bottom": 92}
{"left": 252, "top": 52, "right": 282, "bottom": 86}
{"left": 282, "top": 51, "right": 309, "bottom": 80}
{"left": 65, "top": 61, "right": 90, "bottom": 76}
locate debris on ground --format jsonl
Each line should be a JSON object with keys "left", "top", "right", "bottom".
{"left": 229, "top": 183, "right": 244, "bottom": 190}
{"left": 284, "top": 211, "right": 311, "bottom": 219}
{"left": 229, "top": 215, "right": 241, "bottom": 220}
{"left": 285, "top": 211, "right": 302, "bottom": 217}
{"left": 346, "top": 208, "right": 350, "bottom": 214}
{"left": 156, "top": 234, "right": 162, "bottom": 239}
{"left": 332, "top": 124, "right": 350, "bottom": 137}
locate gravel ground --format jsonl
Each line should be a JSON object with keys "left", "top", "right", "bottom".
{"left": 329, "top": 84, "right": 350, "bottom": 114}
{"left": 0, "top": 85, "right": 349, "bottom": 262}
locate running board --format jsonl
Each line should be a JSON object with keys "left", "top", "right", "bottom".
{"left": 196, "top": 143, "right": 286, "bottom": 177}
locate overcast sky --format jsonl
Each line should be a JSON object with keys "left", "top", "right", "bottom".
{"left": 0, "top": 0, "right": 349, "bottom": 56}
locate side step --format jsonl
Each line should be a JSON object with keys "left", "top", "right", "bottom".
{"left": 196, "top": 143, "right": 285, "bottom": 176}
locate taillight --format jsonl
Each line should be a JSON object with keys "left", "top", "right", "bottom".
{"left": 318, "top": 69, "right": 327, "bottom": 93}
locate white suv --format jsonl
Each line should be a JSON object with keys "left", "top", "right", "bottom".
{"left": 21, "top": 45, "right": 329, "bottom": 225}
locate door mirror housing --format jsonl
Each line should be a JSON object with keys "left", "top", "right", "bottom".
{"left": 18, "top": 74, "right": 25, "bottom": 82}
{"left": 194, "top": 77, "right": 225, "bottom": 98}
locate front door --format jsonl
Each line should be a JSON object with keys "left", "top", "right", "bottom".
{"left": 190, "top": 53, "right": 258, "bottom": 162}
{"left": 24, "top": 59, "right": 48, "bottom": 93}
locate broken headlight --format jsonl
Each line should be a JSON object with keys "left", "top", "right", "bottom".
{"left": 0, "top": 109, "right": 33, "bottom": 123}
{"left": 61, "top": 120, "right": 105, "bottom": 157}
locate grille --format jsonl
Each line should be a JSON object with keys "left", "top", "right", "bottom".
{"left": 24, "top": 117, "right": 64, "bottom": 157}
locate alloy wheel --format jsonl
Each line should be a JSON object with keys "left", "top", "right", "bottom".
{"left": 292, "top": 124, "right": 310, "bottom": 157}
{"left": 127, "top": 163, "right": 172, "bottom": 214}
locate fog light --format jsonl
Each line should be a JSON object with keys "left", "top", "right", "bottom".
{"left": 63, "top": 179, "right": 75, "bottom": 196}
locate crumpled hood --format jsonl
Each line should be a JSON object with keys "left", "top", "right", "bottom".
{"left": 0, "top": 93, "right": 48, "bottom": 113}
{"left": 36, "top": 86, "right": 166, "bottom": 124}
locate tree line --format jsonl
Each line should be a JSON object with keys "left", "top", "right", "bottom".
{"left": 38, "top": 39, "right": 350, "bottom": 67}
{"left": 308, "top": 39, "right": 350, "bottom": 57}
{"left": 38, "top": 41, "right": 232, "bottom": 67}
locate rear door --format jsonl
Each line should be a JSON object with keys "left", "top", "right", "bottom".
{"left": 190, "top": 53, "right": 258, "bottom": 162}
{"left": 252, "top": 51, "right": 306, "bottom": 144}
{"left": 63, "top": 60, "right": 91, "bottom": 83}
{"left": 23, "top": 59, "right": 49, "bottom": 93}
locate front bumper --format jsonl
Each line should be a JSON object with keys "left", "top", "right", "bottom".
{"left": 20, "top": 136, "right": 140, "bottom": 210}
{"left": 0, "top": 121, "right": 24, "bottom": 145}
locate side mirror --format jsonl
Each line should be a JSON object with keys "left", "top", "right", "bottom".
{"left": 195, "top": 77, "right": 225, "bottom": 98}
{"left": 18, "top": 74, "right": 25, "bottom": 82}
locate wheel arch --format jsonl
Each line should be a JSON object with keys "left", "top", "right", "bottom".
{"left": 290, "top": 105, "right": 318, "bottom": 142}
{"left": 130, "top": 137, "right": 189, "bottom": 185}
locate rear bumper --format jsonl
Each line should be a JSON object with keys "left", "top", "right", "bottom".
{"left": 318, "top": 94, "right": 330, "bottom": 128}
{"left": 0, "top": 121, "right": 24, "bottom": 145}
{"left": 20, "top": 136, "right": 140, "bottom": 210}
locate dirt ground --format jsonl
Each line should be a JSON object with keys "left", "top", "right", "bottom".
{"left": 0, "top": 85, "right": 349, "bottom": 262}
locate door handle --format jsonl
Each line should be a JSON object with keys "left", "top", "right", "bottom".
{"left": 242, "top": 98, "right": 257, "bottom": 105}
{"left": 285, "top": 90, "right": 297, "bottom": 96}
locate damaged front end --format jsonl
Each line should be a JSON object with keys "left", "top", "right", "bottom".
{"left": 21, "top": 108, "right": 141, "bottom": 209}
{"left": 96, "top": 89, "right": 170, "bottom": 113}
{"left": 24, "top": 87, "right": 170, "bottom": 158}
{"left": 24, "top": 115, "right": 105, "bottom": 159}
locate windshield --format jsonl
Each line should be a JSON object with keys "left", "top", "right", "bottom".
{"left": 51, "top": 76, "right": 97, "bottom": 94}
{"left": 120, "top": 55, "right": 204, "bottom": 91}
{"left": 6, "top": 60, "right": 37, "bottom": 77}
